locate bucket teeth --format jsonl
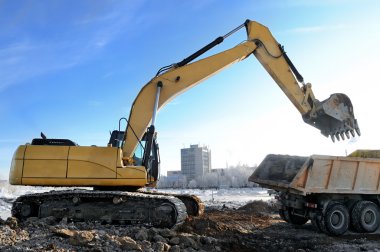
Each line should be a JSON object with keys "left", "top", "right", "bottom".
{"left": 345, "top": 131, "right": 350, "bottom": 139}
{"left": 306, "top": 93, "right": 360, "bottom": 143}
{"left": 329, "top": 127, "right": 359, "bottom": 142}
{"left": 331, "top": 135, "right": 335, "bottom": 142}
{"left": 340, "top": 132, "right": 345, "bottom": 140}
{"left": 335, "top": 133, "right": 340, "bottom": 141}
{"left": 355, "top": 127, "right": 361, "bottom": 136}
{"left": 350, "top": 130, "right": 355, "bottom": 137}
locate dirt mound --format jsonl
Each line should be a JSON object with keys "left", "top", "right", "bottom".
{"left": 2, "top": 203, "right": 380, "bottom": 252}
{"left": 0, "top": 216, "right": 222, "bottom": 251}
{"left": 180, "top": 201, "right": 277, "bottom": 237}
{"left": 237, "top": 200, "right": 277, "bottom": 214}
{"left": 249, "top": 154, "right": 307, "bottom": 184}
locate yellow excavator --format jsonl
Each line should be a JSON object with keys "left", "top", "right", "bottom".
{"left": 9, "top": 20, "right": 359, "bottom": 228}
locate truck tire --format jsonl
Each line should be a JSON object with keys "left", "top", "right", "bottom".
{"left": 351, "top": 201, "right": 380, "bottom": 233}
{"left": 323, "top": 202, "right": 349, "bottom": 236}
{"left": 317, "top": 216, "right": 328, "bottom": 234}
{"left": 312, "top": 211, "right": 329, "bottom": 234}
{"left": 311, "top": 214, "right": 325, "bottom": 232}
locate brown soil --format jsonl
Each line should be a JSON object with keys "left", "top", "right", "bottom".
{"left": 2, "top": 200, "right": 380, "bottom": 251}
{"left": 180, "top": 201, "right": 380, "bottom": 252}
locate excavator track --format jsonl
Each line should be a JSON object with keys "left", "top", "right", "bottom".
{"left": 139, "top": 191, "right": 205, "bottom": 216}
{"left": 11, "top": 190, "right": 187, "bottom": 229}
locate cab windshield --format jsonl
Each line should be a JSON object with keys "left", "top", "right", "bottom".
{"left": 133, "top": 141, "right": 145, "bottom": 166}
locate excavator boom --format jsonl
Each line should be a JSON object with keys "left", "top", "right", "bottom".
{"left": 123, "top": 20, "right": 359, "bottom": 157}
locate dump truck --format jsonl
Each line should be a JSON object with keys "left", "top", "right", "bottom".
{"left": 249, "top": 150, "right": 380, "bottom": 236}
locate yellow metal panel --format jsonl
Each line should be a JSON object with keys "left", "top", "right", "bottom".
{"left": 246, "top": 21, "right": 309, "bottom": 115}
{"left": 116, "top": 166, "right": 146, "bottom": 179}
{"left": 9, "top": 145, "right": 26, "bottom": 185}
{"left": 23, "top": 160, "right": 67, "bottom": 178}
{"left": 22, "top": 145, "right": 69, "bottom": 179}
{"left": 25, "top": 145, "right": 69, "bottom": 159}
{"left": 13, "top": 145, "right": 26, "bottom": 159}
{"left": 67, "top": 146, "right": 117, "bottom": 178}
{"left": 21, "top": 178, "right": 147, "bottom": 187}
{"left": 68, "top": 161, "right": 116, "bottom": 178}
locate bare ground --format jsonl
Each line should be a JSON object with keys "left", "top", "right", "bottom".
{"left": 181, "top": 201, "right": 380, "bottom": 252}
{"left": 2, "top": 201, "right": 380, "bottom": 251}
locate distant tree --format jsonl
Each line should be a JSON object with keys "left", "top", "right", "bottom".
{"left": 157, "top": 164, "right": 258, "bottom": 189}
{"left": 188, "top": 179, "right": 197, "bottom": 188}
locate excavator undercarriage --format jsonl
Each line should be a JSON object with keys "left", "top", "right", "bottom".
{"left": 12, "top": 189, "right": 204, "bottom": 229}
{"left": 12, "top": 190, "right": 189, "bottom": 228}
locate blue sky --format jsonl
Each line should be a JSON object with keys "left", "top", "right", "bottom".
{"left": 1, "top": 0, "right": 380, "bottom": 179}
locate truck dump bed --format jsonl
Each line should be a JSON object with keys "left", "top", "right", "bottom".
{"left": 249, "top": 152, "right": 380, "bottom": 195}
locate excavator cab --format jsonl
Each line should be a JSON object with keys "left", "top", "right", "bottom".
{"left": 110, "top": 123, "right": 160, "bottom": 181}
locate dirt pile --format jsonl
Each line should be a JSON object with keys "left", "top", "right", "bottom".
{"left": 237, "top": 200, "right": 277, "bottom": 214}
{"left": 179, "top": 201, "right": 380, "bottom": 252}
{"left": 0, "top": 215, "right": 222, "bottom": 252}
{"left": 1, "top": 200, "right": 380, "bottom": 251}
{"left": 180, "top": 201, "right": 277, "bottom": 237}
{"left": 249, "top": 154, "right": 307, "bottom": 184}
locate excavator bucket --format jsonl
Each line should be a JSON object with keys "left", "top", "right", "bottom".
{"left": 303, "top": 93, "right": 360, "bottom": 142}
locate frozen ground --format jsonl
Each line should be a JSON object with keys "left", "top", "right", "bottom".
{"left": 0, "top": 180, "right": 272, "bottom": 219}
{"left": 156, "top": 187, "right": 273, "bottom": 208}
{"left": 0, "top": 180, "right": 90, "bottom": 219}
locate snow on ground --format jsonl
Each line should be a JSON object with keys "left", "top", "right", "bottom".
{"left": 0, "top": 180, "right": 78, "bottom": 219}
{"left": 0, "top": 180, "right": 273, "bottom": 219}
{"left": 156, "top": 188, "right": 273, "bottom": 209}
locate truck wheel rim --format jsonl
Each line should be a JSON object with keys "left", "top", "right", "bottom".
{"left": 330, "top": 210, "right": 344, "bottom": 229}
{"left": 363, "top": 209, "right": 376, "bottom": 225}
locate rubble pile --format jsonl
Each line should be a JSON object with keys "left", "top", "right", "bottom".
{"left": 1, "top": 200, "right": 380, "bottom": 252}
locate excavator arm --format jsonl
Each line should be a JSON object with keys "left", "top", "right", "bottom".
{"left": 123, "top": 20, "right": 359, "bottom": 158}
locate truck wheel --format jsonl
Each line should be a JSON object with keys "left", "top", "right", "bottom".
{"left": 312, "top": 211, "right": 328, "bottom": 233}
{"left": 351, "top": 201, "right": 380, "bottom": 233}
{"left": 323, "top": 202, "right": 349, "bottom": 236}
{"left": 317, "top": 216, "right": 329, "bottom": 234}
